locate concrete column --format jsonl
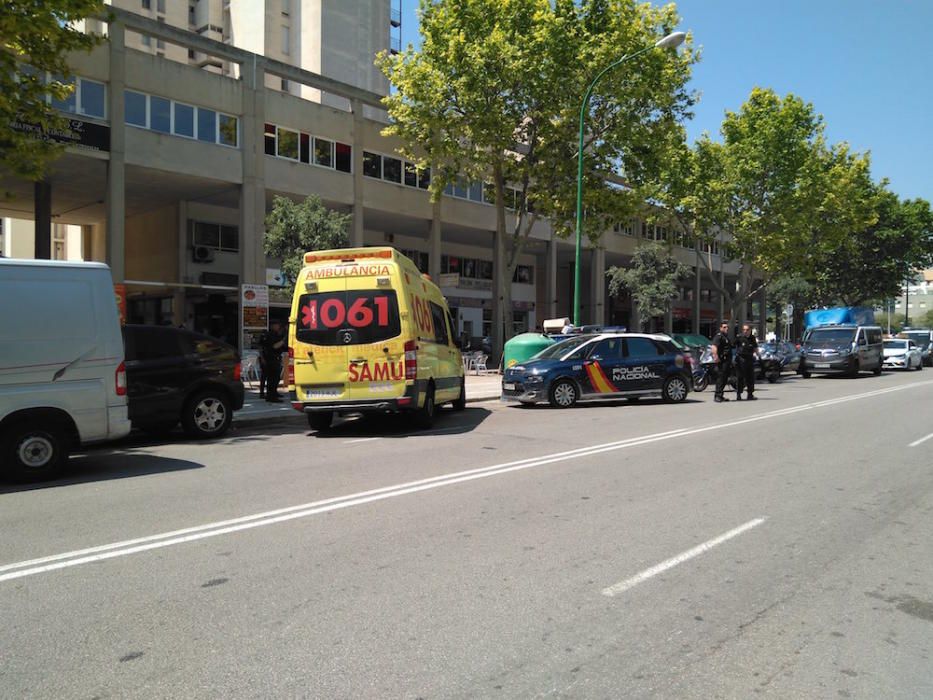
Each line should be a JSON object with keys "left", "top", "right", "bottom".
{"left": 758, "top": 284, "right": 767, "bottom": 338}
{"left": 350, "top": 99, "right": 365, "bottom": 247}
{"left": 240, "top": 56, "right": 266, "bottom": 286}
{"left": 34, "top": 181, "right": 52, "bottom": 259}
{"left": 491, "top": 227, "right": 505, "bottom": 363}
{"left": 428, "top": 197, "right": 441, "bottom": 279}
{"left": 590, "top": 245, "right": 606, "bottom": 326}
{"left": 546, "top": 238, "right": 558, "bottom": 320}
{"left": 106, "top": 22, "right": 126, "bottom": 282}
{"left": 693, "top": 251, "right": 701, "bottom": 333}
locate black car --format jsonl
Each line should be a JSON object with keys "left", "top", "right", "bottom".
{"left": 122, "top": 325, "right": 245, "bottom": 438}
{"left": 758, "top": 340, "right": 802, "bottom": 381}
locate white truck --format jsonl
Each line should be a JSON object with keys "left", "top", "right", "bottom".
{"left": 0, "top": 259, "right": 131, "bottom": 481}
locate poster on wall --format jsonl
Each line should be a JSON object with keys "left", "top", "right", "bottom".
{"left": 241, "top": 284, "right": 269, "bottom": 331}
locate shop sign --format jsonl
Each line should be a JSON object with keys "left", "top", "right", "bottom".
{"left": 439, "top": 273, "right": 460, "bottom": 288}
{"left": 672, "top": 306, "right": 691, "bottom": 319}
{"left": 12, "top": 116, "right": 110, "bottom": 153}
{"left": 241, "top": 284, "right": 269, "bottom": 330}
{"left": 460, "top": 277, "right": 493, "bottom": 291}
{"left": 114, "top": 284, "right": 127, "bottom": 325}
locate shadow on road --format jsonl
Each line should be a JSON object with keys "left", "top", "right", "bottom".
{"left": 0, "top": 453, "right": 204, "bottom": 493}
{"left": 311, "top": 405, "right": 492, "bottom": 439}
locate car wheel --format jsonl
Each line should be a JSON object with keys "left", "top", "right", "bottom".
{"left": 767, "top": 372, "right": 779, "bottom": 383}
{"left": 662, "top": 376, "right": 689, "bottom": 403}
{"left": 414, "top": 384, "right": 436, "bottom": 429}
{"left": 1, "top": 420, "right": 69, "bottom": 483}
{"left": 801, "top": 370, "right": 811, "bottom": 379}
{"left": 548, "top": 379, "right": 578, "bottom": 408}
{"left": 872, "top": 364, "right": 882, "bottom": 376}
{"left": 452, "top": 377, "right": 466, "bottom": 411}
{"left": 848, "top": 359, "right": 860, "bottom": 377}
{"left": 307, "top": 412, "right": 333, "bottom": 431}
{"left": 182, "top": 390, "right": 232, "bottom": 438}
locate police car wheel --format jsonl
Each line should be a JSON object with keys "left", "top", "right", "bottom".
{"left": 452, "top": 377, "right": 466, "bottom": 411}
{"left": 307, "top": 412, "right": 333, "bottom": 431}
{"left": 549, "top": 380, "right": 577, "bottom": 408}
{"left": 663, "top": 376, "right": 689, "bottom": 403}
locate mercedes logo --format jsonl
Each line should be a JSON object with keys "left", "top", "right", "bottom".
{"left": 342, "top": 331, "right": 353, "bottom": 344}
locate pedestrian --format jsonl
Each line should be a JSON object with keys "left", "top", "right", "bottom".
{"left": 711, "top": 321, "right": 734, "bottom": 403}
{"left": 735, "top": 323, "right": 759, "bottom": 401}
{"left": 259, "top": 320, "right": 286, "bottom": 403}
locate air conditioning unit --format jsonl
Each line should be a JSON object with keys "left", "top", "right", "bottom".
{"left": 192, "top": 245, "right": 215, "bottom": 263}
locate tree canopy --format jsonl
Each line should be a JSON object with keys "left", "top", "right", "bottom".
{"left": 607, "top": 241, "right": 690, "bottom": 330}
{"left": 263, "top": 195, "right": 351, "bottom": 283}
{"left": 0, "top": 0, "right": 104, "bottom": 180}
{"left": 378, "top": 0, "right": 697, "bottom": 352}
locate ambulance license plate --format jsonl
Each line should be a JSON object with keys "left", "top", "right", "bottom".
{"left": 814, "top": 363, "right": 830, "bottom": 369}
{"left": 503, "top": 383, "right": 516, "bottom": 391}
{"left": 306, "top": 387, "right": 341, "bottom": 399}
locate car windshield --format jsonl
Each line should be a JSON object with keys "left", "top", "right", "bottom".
{"left": 805, "top": 328, "right": 856, "bottom": 344}
{"left": 533, "top": 334, "right": 595, "bottom": 360}
{"left": 676, "top": 334, "right": 712, "bottom": 347}
{"left": 884, "top": 340, "right": 907, "bottom": 349}
{"left": 901, "top": 332, "right": 930, "bottom": 347}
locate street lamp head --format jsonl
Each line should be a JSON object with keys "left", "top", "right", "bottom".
{"left": 655, "top": 31, "right": 686, "bottom": 50}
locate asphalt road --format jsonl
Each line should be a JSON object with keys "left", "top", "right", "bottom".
{"left": 2, "top": 370, "right": 933, "bottom": 698}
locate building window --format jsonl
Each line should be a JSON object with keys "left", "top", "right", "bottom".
{"left": 363, "top": 151, "right": 381, "bottom": 178}
{"left": 314, "top": 137, "right": 333, "bottom": 168}
{"left": 277, "top": 127, "right": 299, "bottom": 159}
{"left": 188, "top": 4, "right": 195, "bottom": 25}
{"left": 50, "top": 75, "right": 76, "bottom": 113}
{"left": 174, "top": 102, "right": 194, "bottom": 137}
{"left": 417, "top": 166, "right": 430, "bottom": 189}
{"left": 382, "top": 156, "right": 402, "bottom": 183}
{"left": 150, "top": 95, "right": 171, "bottom": 133}
{"left": 264, "top": 123, "right": 276, "bottom": 156}
{"left": 218, "top": 113, "right": 238, "bottom": 147}
{"left": 281, "top": 25, "right": 289, "bottom": 55}
{"left": 299, "top": 133, "right": 310, "bottom": 163}
{"left": 468, "top": 181, "right": 483, "bottom": 203}
{"left": 188, "top": 48, "right": 196, "bottom": 59}
{"left": 335, "top": 142, "right": 352, "bottom": 173}
{"left": 192, "top": 221, "right": 239, "bottom": 252}
{"left": 404, "top": 162, "right": 417, "bottom": 188}
{"left": 142, "top": 0, "right": 151, "bottom": 9}
{"left": 125, "top": 90, "right": 148, "bottom": 127}
{"left": 281, "top": 79, "right": 289, "bottom": 92}
{"left": 514, "top": 265, "right": 534, "bottom": 284}
{"left": 141, "top": 34, "right": 151, "bottom": 47}
{"left": 157, "top": 0, "right": 165, "bottom": 12}
{"left": 197, "top": 107, "right": 217, "bottom": 142}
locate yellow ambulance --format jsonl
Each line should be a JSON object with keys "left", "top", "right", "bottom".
{"left": 287, "top": 247, "right": 465, "bottom": 430}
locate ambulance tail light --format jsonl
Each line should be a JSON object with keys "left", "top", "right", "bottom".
{"left": 115, "top": 361, "right": 127, "bottom": 396}
{"left": 404, "top": 340, "right": 417, "bottom": 380}
{"left": 287, "top": 347, "right": 295, "bottom": 385}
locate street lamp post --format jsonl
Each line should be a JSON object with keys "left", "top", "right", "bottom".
{"left": 572, "top": 31, "right": 686, "bottom": 327}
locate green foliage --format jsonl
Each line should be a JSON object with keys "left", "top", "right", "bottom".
{"left": 0, "top": 0, "right": 105, "bottom": 179}
{"left": 377, "top": 0, "right": 697, "bottom": 343}
{"left": 875, "top": 311, "right": 906, "bottom": 334}
{"left": 263, "top": 195, "right": 351, "bottom": 284}
{"left": 607, "top": 242, "right": 690, "bottom": 329}
{"left": 812, "top": 190, "right": 933, "bottom": 306}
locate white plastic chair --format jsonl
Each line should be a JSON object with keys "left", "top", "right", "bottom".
{"left": 241, "top": 351, "right": 261, "bottom": 387}
{"left": 473, "top": 353, "right": 488, "bottom": 375}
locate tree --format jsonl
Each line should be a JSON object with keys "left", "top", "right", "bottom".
{"left": 812, "top": 189, "right": 933, "bottom": 306}
{"left": 0, "top": 0, "right": 105, "bottom": 180}
{"left": 263, "top": 195, "right": 351, "bottom": 284}
{"left": 378, "top": 0, "right": 696, "bottom": 356}
{"left": 607, "top": 241, "right": 690, "bottom": 331}
{"left": 643, "top": 88, "right": 876, "bottom": 323}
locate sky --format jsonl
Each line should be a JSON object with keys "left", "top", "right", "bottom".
{"left": 398, "top": 0, "right": 933, "bottom": 201}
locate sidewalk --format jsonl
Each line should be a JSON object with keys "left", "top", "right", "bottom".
{"left": 234, "top": 372, "right": 502, "bottom": 425}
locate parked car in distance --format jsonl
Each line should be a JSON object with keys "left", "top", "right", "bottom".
{"left": 898, "top": 328, "right": 933, "bottom": 366}
{"left": 123, "top": 325, "right": 244, "bottom": 438}
{"left": 502, "top": 333, "right": 692, "bottom": 407}
{"left": 0, "top": 259, "right": 131, "bottom": 482}
{"left": 758, "top": 340, "right": 802, "bottom": 381}
{"left": 882, "top": 338, "right": 923, "bottom": 371}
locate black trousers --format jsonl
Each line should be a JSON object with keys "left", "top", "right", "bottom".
{"left": 736, "top": 357, "right": 755, "bottom": 397}
{"left": 260, "top": 360, "right": 281, "bottom": 398}
{"left": 715, "top": 360, "right": 732, "bottom": 398}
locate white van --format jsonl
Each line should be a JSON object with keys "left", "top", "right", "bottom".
{"left": 0, "top": 259, "right": 131, "bottom": 481}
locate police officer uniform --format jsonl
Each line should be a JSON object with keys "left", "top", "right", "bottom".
{"left": 712, "top": 325, "right": 734, "bottom": 402}
{"left": 735, "top": 329, "right": 758, "bottom": 400}
{"left": 259, "top": 323, "right": 285, "bottom": 402}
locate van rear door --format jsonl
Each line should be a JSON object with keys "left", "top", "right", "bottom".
{"left": 343, "top": 282, "right": 405, "bottom": 402}
{"left": 293, "top": 277, "right": 350, "bottom": 402}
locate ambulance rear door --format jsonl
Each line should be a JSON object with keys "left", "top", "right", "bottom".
{"left": 343, "top": 276, "right": 406, "bottom": 402}
{"left": 293, "top": 275, "right": 350, "bottom": 403}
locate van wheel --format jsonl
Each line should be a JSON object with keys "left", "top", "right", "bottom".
{"left": 452, "top": 377, "right": 466, "bottom": 411}
{"left": 873, "top": 364, "right": 882, "bottom": 375}
{"left": 182, "top": 390, "right": 232, "bottom": 439}
{"left": 800, "top": 370, "right": 812, "bottom": 379}
{"left": 414, "top": 385, "right": 436, "bottom": 429}
{"left": 307, "top": 412, "right": 333, "bottom": 431}
{"left": 1, "top": 421, "right": 69, "bottom": 482}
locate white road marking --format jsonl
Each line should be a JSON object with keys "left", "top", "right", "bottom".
{"left": 343, "top": 437, "right": 381, "bottom": 444}
{"left": 908, "top": 431, "right": 933, "bottom": 448}
{"left": 2, "top": 379, "right": 931, "bottom": 584}
{"left": 601, "top": 518, "right": 767, "bottom": 597}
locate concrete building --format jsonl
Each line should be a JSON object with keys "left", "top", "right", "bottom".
{"left": 2, "top": 7, "right": 752, "bottom": 351}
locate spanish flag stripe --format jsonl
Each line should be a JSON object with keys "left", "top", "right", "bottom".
{"left": 585, "top": 362, "right": 618, "bottom": 393}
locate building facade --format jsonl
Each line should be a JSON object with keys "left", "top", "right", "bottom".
{"left": 2, "top": 7, "right": 755, "bottom": 350}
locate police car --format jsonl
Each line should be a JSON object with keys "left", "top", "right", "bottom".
{"left": 501, "top": 333, "right": 692, "bottom": 407}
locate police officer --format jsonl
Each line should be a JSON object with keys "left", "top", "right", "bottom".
{"left": 735, "top": 323, "right": 759, "bottom": 401}
{"left": 259, "top": 320, "right": 286, "bottom": 403}
{"left": 711, "top": 321, "right": 734, "bottom": 403}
